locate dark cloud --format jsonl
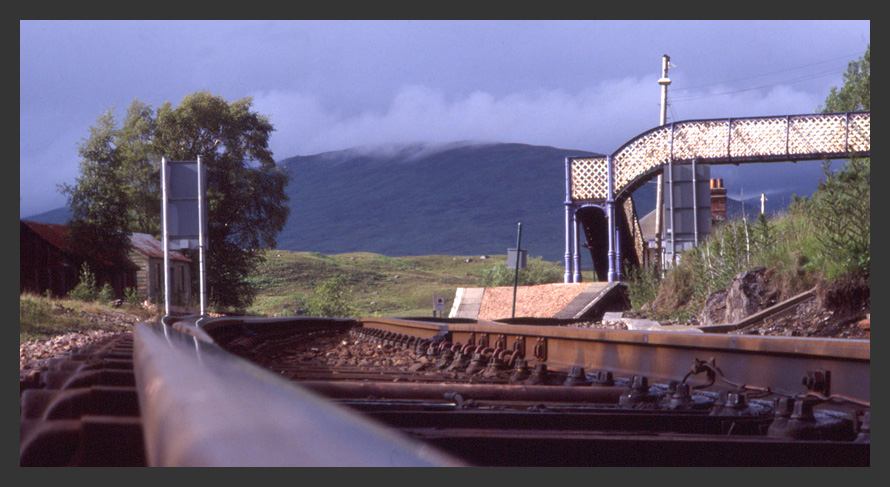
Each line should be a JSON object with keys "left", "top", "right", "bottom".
{"left": 20, "top": 20, "right": 869, "bottom": 217}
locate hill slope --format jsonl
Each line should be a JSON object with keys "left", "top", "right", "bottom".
{"left": 21, "top": 206, "right": 73, "bottom": 225}
{"left": 277, "top": 142, "right": 601, "bottom": 263}
{"left": 276, "top": 142, "right": 771, "bottom": 263}
{"left": 23, "top": 142, "right": 784, "bottom": 263}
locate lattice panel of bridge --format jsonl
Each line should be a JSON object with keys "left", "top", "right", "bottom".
{"left": 568, "top": 111, "right": 870, "bottom": 203}
{"left": 730, "top": 117, "right": 787, "bottom": 158}
{"left": 847, "top": 112, "right": 871, "bottom": 151}
{"left": 570, "top": 157, "right": 610, "bottom": 201}
{"left": 612, "top": 127, "right": 672, "bottom": 197}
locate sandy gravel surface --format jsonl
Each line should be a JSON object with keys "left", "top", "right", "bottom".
{"left": 477, "top": 283, "right": 591, "bottom": 320}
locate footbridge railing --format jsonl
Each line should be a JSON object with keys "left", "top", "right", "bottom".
{"left": 564, "top": 111, "right": 870, "bottom": 283}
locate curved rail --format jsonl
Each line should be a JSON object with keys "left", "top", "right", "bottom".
{"left": 131, "top": 320, "right": 464, "bottom": 466}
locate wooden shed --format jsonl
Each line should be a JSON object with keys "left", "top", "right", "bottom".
{"left": 128, "top": 233, "right": 192, "bottom": 305}
{"left": 20, "top": 220, "right": 138, "bottom": 298}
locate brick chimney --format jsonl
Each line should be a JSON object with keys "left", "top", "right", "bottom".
{"left": 710, "top": 178, "right": 726, "bottom": 223}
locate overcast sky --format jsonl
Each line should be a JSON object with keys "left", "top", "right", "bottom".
{"left": 20, "top": 20, "right": 870, "bottom": 217}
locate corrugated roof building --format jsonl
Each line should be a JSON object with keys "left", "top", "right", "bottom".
{"left": 128, "top": 233, "right": 192, "bottom": 305}
{"left": 20, "top": 220, "right": 138, "bottom": 298}
{"left": 20, "top": 220, "right": 192, "bottom": 304}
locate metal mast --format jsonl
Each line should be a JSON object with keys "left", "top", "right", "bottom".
{"left": 655, "top": 54, "right": 671, "bottom": 274}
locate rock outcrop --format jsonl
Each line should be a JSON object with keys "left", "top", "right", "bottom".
{"left": 699, "top": 267, "right": 778, "bottom": 326}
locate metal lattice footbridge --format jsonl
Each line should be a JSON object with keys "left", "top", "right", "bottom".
{"left": 564, "top": 111, "right": 870, "bottom": 283}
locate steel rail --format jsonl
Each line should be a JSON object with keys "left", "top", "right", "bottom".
{"left": 132, "top": 320, "right": 464, "bottom": 466}
{"left": 359, "top": 317, "right": 870, "bottom": 403}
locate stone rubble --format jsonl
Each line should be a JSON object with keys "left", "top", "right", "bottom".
{"left": 19, "top": 329, "right": 129, "bottom": 371}
{"left": 19, "top": 304, "right": 148, "bottom": 373}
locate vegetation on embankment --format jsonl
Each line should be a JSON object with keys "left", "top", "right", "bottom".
{"left": 19, "top": 293, "right": 158, "bottom": 344}
{"left": 628, "top": 157, "right": 870, "bottom": 323}
{"left": 245, "top": 251, "right": 577, "bottom": 318}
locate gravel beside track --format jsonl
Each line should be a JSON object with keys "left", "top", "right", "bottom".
{"left": 20, "top": 328, "right": 132, "bottom": 373}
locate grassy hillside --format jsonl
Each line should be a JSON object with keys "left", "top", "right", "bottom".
{"left": 277, "top": 142, "right": 600, "bottom": 263}
{"left": 246, "top": 249, "right": 587, "bottom": 318}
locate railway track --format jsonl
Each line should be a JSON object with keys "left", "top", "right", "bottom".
{"left": 20, "top": 315, "right": 870, "bottom": 466}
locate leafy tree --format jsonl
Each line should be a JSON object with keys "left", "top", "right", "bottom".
{"left": 804, "top": 157, "right": 870, "bottom": 278}
{"left": 68, "top": 263, "right": 98, "bottom": 302}
{"left": 117, "top": 99, "right": 161, "bottom": 235}
{"left": 62, "top": 100, "right": 162, "bottom": 245}
{"left": 821, "top": 44, "right": 869, "bottom": 113}
{"left": 60, "top": 92, "right": 290, "bottom": 310}
{"left": 60, "top": 109, "right": 132, "bottom": 266}
{"left": 810, "top": 45, "right": 870, "bottom": 278}
{"left": 153, "top": 92, "right": 290, "bottom": 310}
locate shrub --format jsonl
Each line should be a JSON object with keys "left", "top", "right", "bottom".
{"left": 68, "top": 263, "right": 98, "bottom": 302}
{"left": 124, "top": 287, "right": 141, "bottom": 306}
{"left": 289, "top": 295, "right": 311, "bottom": 316}
{"left": 801, "top": 158, "right": 870, "bottom": 278}
{"left": 98, "top": 283, "right": 115, "bottom": 303}
{"left": 478, "top": 257, "right": 563, "bottom": 287}
{"left": 625, "top": 265, "right": 660, "bottom": 312}
{"left": 648, "top": 264, "right": 696, "bottom": 320}
{"left": 308, "top": 275, "right": 355, "bottom": 317}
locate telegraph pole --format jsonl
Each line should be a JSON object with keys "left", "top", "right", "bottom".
{"left": 654, "top": 54, "right": 671, "bottom": 276}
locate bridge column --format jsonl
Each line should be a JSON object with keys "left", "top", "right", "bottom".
{"left": 564, "top": 203, "right": 573, "bottom": 283}
{"left": 606, "top": 156, "right": 616, "bottom": 283}
{"left": 668, "top": 159, "right": 677, "bottom": 268}
{"left": 564, "top": 158, "right": 573, "bottom": 283}
{"left": 615, "top": 210, "right": 623, "bottom": 281}
{"left": 606, "top": 203, "right": 616, "bottom": 283}
{"left": 572, "top": 213, "right": 581, "bottom": 283}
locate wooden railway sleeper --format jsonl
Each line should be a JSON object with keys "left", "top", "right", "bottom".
{"left": 20, "top": 332, "right": 145, "bottom": 467}
{"left": 21, "top": 386, "right": 140, "bottom": 421}
{"left": 20, "top": 416, "right": 146, "bottom": 467}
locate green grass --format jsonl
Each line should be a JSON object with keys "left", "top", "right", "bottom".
{"left": 20, "top": 251, "right": 584, "bottom": 342}
{"left": 19, "top": 293, "right": 158, "bottom": 344}
{"left": 246, "top": 250, "right": 583, "bottom": 318}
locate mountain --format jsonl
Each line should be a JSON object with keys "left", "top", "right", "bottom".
{"left": 276, "top": 142, "right": 601, "bottom": 263}
{"left": 24, "top": 142, "right": 812, "bottom": 264}
{"left": 21, "top": 206, "right": 73, "bottom": 225}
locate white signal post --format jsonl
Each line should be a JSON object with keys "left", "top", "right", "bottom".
{"left": 197, "top": 155, "right": 206, "bottom": 317}
{"left": 161, "top": 156, "right": 208, "bottom": 321}
{"left": 161, "top": 158, "right": 171, "bottom": 318}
